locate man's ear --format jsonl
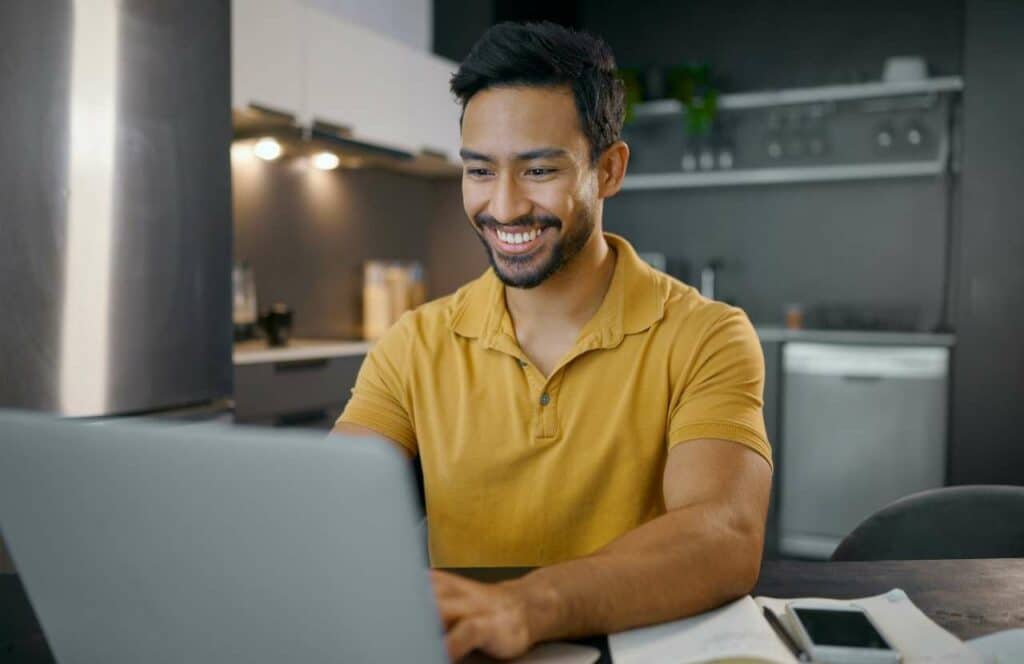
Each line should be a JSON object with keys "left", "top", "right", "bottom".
{"left": 596, "top": 140, "right": 630, "bottom": 199}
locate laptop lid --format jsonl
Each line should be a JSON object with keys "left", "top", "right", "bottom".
{"left": 0, "top": 411, "right": 447, "bottom": 664}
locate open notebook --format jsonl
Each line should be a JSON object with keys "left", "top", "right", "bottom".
{"left": 609, "top": 589, "right": 982, "bottom": 664}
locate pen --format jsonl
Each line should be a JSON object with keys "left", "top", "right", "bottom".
{"left": 762, "top": 606, "right": 811, "bottom": 662}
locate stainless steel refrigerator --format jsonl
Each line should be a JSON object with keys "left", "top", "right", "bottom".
{"left": 1, "top": 0, "right": 232, "bottom": 419}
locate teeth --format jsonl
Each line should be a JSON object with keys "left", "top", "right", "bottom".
{"left": 497, "top": 228, "right": 540, "bottom": 245}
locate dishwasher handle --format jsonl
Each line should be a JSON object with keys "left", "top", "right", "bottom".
{"left": 841, "top": 374, "right": 884, "bottom": 383}
{"left": 784, "top": 343, "right": 949, "bottom": 379}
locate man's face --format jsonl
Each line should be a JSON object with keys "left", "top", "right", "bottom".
{"left": 460, "top": 85, "right": 599, "bottom": 289}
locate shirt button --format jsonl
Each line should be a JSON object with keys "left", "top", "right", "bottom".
{"left": 518, "top": 359, "right": 528, "bottom": 368}
{"left": 539, "top": 392, "right": 551, "bottom": 406}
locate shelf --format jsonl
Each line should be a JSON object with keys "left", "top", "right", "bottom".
{"left": 622, "top": 159, "right": 947, "bottom": 190}
{"left": 631, "top": 77, "right": 964, "bottom": 118}
{"left": 621, "top": 128, "right": 950, "bottom": 190}
{"left": 234, "top": 339, "right": 373, "bottom": 365}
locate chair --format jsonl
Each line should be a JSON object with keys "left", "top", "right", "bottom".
{"left": 831, "top": 485, "right": 1024, "bottom": 561}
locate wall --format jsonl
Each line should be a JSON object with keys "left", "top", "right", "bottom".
{"left": 604, "top": 180, "right": 950, "bottom": 327}
{"left": 584, "top": 0, "right": 963, "bottom": 328}
{"left": 580, "top": 0, "right": 962, "bottom": 89}
{"left": 949, "top": 0, "right": 1024, "bottom": 484}
{"left": 232, "top": 155, "right": 485, "bottom": 339}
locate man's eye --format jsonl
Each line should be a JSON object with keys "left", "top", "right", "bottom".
{"left": 526, "top": 168, "right": 556, "bottom": 177}
{"left": 466, "top": 168, "right": 493, "bottom": 177}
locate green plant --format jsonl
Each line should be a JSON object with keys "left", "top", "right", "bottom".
{"left": 666, "top": 64, "right": 718, "bottom": 137}
{"left": 617, "top": 68, "right": 644, "bottom": 125}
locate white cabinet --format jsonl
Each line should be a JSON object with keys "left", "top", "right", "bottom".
{"left": 232, "top": 0, "right": 305, "bottom": 114}
{"left": 405, "top": 52, "right": 462, "bottom": 159}
{"left": 305, "top": 13, "right": 416, "bottom": 151}
{"left": 234, "top": 0, "right": 462, "bottom": 161}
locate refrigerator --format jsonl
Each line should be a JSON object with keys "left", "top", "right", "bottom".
{"left": 0, "top": 0, "right": 233, "bottom": 420}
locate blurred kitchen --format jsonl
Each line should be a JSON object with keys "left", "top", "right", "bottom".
{"left": 2, "top": 0, "right": 1022, "bottom": 567}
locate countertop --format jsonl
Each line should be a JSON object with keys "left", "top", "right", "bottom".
{"left": 233, "top": 338, "right": 373, "bottom": 365}
{"left": 754, "top": 326, "right": 956, "bottom": 346}
{"left": 233, "top": 329, "right": 955, "bottom": 365}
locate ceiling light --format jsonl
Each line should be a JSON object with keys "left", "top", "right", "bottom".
{"left": 312, "top": 151, "right": 341, "bottom": 171}
{"left": 252, "top": 137, "right": 282, "bottom": 161}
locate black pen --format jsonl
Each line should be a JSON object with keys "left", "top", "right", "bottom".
{"left": 762, "top": 606, "right": 811, "bottom": 662}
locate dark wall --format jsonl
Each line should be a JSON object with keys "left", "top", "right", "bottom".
{"left": 948, "top": 0, "right": 1024, "bottom": 485}
{"left": 432, "top": 0, "right": 493, "bottom": 62}
{"left": 581, "top": 0, "right": 963, "bottom": 89}
{"left": 591, "top": 0, "right": 962, "bottom": 328}
{"left": 433, "top": 0, "right": 579, "bottom": 61}
{"left": 435, "top": 0, "right": 963, "bottom": 88}
{"left": 233, "top": 160, "right": 485, "bottom": 339}
{"left": 604, "top": 179, "right": 950, "bottom": 327}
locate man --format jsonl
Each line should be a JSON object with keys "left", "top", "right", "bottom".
{"left": 333, "top": 21, "right": 772, "bottom": 661}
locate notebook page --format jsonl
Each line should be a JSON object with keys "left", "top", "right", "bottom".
{"left": 609, "top": 595, "right": 797, "bottom": 664}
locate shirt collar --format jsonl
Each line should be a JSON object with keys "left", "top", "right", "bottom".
{"left": 448, "top": 233, "right": 667, "bottom": 350}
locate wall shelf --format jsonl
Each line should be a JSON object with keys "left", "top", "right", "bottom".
{"left": 632, "top": 77, "right": 964, "bottom": 119}
{"left": 621, "top": 155, "right": 949, "bottom": 190}
{"left": 623, "top": 95, "right": 953, "bottom": 190}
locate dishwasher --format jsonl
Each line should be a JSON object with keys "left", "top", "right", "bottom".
{"left": 779, "top": 343, "right": 950, "bottom": 559}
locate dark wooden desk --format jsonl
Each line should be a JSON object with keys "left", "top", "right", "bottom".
{"left": 753, "top": 558, "right": 1024, "bottom": 641}
{"left": 453, "top": 558, "right": 1024, "bottom": 662}
{"left": 4, "top": 559, "right": 1023, "bottom": 663}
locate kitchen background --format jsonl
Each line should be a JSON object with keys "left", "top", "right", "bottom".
{"left": 2, "top": 0, "right": 1022, "bottom": 567}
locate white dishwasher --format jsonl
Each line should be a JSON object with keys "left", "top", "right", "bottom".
{"left": 779, "top": 342, "right": 949, "bottom": 559}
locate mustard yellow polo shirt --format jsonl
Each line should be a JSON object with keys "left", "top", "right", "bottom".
{"left": 337, "top": 233, "right": 771, "bottom": 567}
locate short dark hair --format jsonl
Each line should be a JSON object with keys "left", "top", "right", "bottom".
{"left": 450, "top": 21, "right": 625, "bottom": 165}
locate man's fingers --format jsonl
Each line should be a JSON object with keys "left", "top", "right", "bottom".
{"left": 445, "top": 616, "right": 486, "bottom": 662}
{"left": 436, "top": 596, "right": 477, "bottom": 630}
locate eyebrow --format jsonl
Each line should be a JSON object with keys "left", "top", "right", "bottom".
{"left": 459, "top": 147, "right": 570, "bottom": 162}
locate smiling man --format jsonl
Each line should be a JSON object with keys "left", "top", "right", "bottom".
{"left": 333, "top": 21, "right": 772, "bottom": 661}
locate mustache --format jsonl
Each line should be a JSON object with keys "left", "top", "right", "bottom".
{"left": 473, "top": 213, "right": 562, "bottom": 232}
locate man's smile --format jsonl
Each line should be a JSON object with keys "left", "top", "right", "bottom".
{"left": 483, "top": 224, "right": 556, "bottom": 256}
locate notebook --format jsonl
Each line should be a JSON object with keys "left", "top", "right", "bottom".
{"left": 609, "top": 589, "right": 982, "bottom": 664}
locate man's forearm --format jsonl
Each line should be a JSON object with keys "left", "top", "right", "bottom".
{"left": 503, "top": 502, "right": 765, "bottom": 643}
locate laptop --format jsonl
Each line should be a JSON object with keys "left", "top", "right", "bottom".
{"left": 0, "top": 410, "right": 448, "bottom": 664}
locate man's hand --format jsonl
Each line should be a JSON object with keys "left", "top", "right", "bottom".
{"left": 431, "top": 570, "right": 537, "bottom": 661}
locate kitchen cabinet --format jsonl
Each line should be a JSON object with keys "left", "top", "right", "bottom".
{"left": 233, "top": 346, "right": 366, "bottom": 429}
{"left": 232, "top": 0, "right": 305, "bottom": 115}
{"left": 234, "top": 0, "right": 461, "bottom": 161}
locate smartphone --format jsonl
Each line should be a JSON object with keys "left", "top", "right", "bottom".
{"left": 785, "top": 602, "right": 901, "bottom": 664}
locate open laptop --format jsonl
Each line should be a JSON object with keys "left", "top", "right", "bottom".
{"left": 0, "top": 410, "right": 448, "bottom": 664}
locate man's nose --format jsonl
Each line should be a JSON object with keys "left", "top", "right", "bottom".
{"left": 488, "top": 172, "right": 531, "bottom": 223}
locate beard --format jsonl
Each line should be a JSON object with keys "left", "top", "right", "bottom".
{"left": 473, "top": 208, "right": 595, "bottom": 289}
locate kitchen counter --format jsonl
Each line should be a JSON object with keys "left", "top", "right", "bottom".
{"left": 233, "top": 329, "right": 955, "bottom": 366}
{"left": 233, "top": 338, "right": 373, "bottom": 365}
{"left": 754, "top": 326, "right": 956, "bottom": 346}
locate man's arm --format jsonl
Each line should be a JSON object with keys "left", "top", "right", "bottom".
{"left": 331, "top": 422, "right": 414, "bottom": 460}
{"left": 432, "top": 438, "right": 772, "bottom": 661}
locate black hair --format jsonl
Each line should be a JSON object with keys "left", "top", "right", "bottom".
{"left": 450, "top": 21, "right": 625, "bottom": 165}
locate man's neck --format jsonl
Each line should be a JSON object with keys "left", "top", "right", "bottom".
{"left": 505, "top": 231, "right": 616, "bottom": 333}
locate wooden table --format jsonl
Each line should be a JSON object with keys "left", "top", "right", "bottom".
{"left": 3, "top": 559, "right": 1023, "bottom": 663}
{"left": 753, "top": 558, "right": 1024, "bottom": 641}
{"left": 452, "top": 558, "right": 1024, "bottom": 662}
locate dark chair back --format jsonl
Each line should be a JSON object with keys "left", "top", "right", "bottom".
{"left": 832, "top": 485, "right": 1024, "bottom": 561}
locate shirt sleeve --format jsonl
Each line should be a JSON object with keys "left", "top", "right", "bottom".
{"left": 335, "top": 314, "right": 418, "bottom": 455}
{"left": 667, "top": 308, "right": 773, "bottom": 468}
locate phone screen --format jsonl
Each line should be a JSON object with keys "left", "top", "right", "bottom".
{"left": 792, "top": 608, "right": 893, "bottom": 649}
